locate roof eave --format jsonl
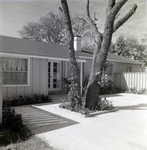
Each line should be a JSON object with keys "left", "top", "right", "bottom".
{"left": 0, "top": 52, "right": 86, "bottom": 62}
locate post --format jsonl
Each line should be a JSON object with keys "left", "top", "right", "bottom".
{"left": 80, "top": 62, "right": 83, "bottom": 95}
{"left": 0, "top": 57, "right": 3, "bottom": 123}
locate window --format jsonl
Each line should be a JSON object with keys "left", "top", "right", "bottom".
{"left": 2, "top": 57, "right": 29, "bottom": 86}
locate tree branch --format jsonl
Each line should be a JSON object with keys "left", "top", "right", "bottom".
{"left": 107, "top": 0, "right": 115, "bottom": 14}
{"left": 86, "top": 0, "right": 101, "bottom": 37}
{"left": 113, "top": 4, "right": 137, "bottom": 32}
{"left": 59, "top": 1, "right": 74, "bottom": 39}
{"left": 111, "top": 0, "right": 128, "bottom": 17}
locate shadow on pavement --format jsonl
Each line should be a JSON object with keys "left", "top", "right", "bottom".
{"left": 14, "top": 106, "right": 79, "bottom": 135}
{"left": 116, "top": 103, "right": 147, "bottom": 110}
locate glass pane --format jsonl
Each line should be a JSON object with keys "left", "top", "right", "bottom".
{"left": 53, "top": 68, "right": 57, "bottom": 72}
{"left": 53, "top": 84, "right": 57, "bottom": 88}
{"left": 48, "top": 62, "right": 50, "bottom": 67}
{"left": 2, "top": 72, "right": 27, "bottom": 85}
{"left": 2, "top": 57, "right": 28, "bottom": 85}
{"left": 48, "top": 84, "right": 50, "bottom": 88}
{"left": 48, "top": 62, "right": 51, "bottom": 88}
{"left": 53, "top": 62, "right": 60, "bottom": 89}
{"left": 54, "top": 63, "right": 57, "bottom": 67}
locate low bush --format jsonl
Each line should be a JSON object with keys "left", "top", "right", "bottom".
{"left": 82, "top": 79, "right": 125, "bottom": 95}
{"left": 3, "top": 94, "right": 52, "bottom": 107}
{"left": 126, "top": 87, "right": 146, "bottom": 94}
{"left": 99, "top": 80, "right": 125, "bottom": 95}
{"left": 0, "top": 107, "right": 32, "bottom": 146}
{"left": 59, "top": 96, "right": 114, "bottom": 114}
{"left": 97, "top": 97, "right": 114, "bottom": 110}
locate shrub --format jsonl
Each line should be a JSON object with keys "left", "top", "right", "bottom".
{"left": 3, "top": 94, "right": 52, "bottom": 107}
{"left": 97, "top": 97, "right": 114, "bottom": 110}
{"left": 63, "top": 78, "right": 71, "bottom": 93}
{"left": 59, "top": 96, "right": 114, "bottom": 113}
{"left": 82, "top": 78, "right": 124, "bottom": 95}
{"left": 0, "top": 107, "right": 32, "bottom": 146}
{"left": 99, "top": 80, "right": 125, "bottom": 95}
{"left": 127, "top": 87, "right": 146, "bottom": 94}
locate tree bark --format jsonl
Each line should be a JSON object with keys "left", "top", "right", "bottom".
{"left": 85, "top": 0, "right": 137, "bottom": 110}
{"left": 60, "top": 0, "right": 82, "bottom": 107}
{"left": 0, "top": 57, "right": 3, "bottom": 123}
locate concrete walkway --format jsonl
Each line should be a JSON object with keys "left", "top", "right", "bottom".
{"left": 32, "top": 93, "right": 147, "bottom": 150}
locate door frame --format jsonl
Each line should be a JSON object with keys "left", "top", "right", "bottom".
{"left": 48, "top": 60, "right": 61, "bottom": 91}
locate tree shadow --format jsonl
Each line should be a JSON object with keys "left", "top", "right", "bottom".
{"left": 100, "top": 94, "right": 123, "bottom": 98}
{"left": 116, "top": 103, "right": 147, "bottom": 110}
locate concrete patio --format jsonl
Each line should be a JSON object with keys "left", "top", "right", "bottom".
{"left": 18, "top": 93, "right": 147, "bottom": 150}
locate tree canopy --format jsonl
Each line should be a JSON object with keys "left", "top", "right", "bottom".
{"left": 110, "top": 35, "right": 147, "bottom": 67}
{"left": 19, "top": 12, "right": 93, "bottom": 47}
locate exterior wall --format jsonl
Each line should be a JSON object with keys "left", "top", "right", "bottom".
{"left": 3, "top": 58, "right": 68, "bottom": 100}
{"left": 83, "top": 59, "right": 113, "bottom": 81}
{"left": 83, "top": 59, "right": 141, "bottom": 83}
{"left": 3, "top": 58, "right": 48, "bottom": 100}
{"left": 83, "top": 59, "right": 92, "bottom": 81}
{"left": 113, "top": 62, "right": 141, "bottom": 73}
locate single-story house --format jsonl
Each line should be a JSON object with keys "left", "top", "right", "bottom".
{"left": 0, "top": 35, "right": 143, "bottom": 100}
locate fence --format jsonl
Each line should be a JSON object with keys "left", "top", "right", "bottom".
{"left": 114, "top": 73, "right": 147, "bottom": 91}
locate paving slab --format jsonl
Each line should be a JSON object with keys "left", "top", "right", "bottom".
{"left": 33, "top": 93, "right": 147, "bottom": 150}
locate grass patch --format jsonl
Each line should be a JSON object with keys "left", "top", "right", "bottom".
{"left": 0, "top": 136, "right": 55, "bottom": 150}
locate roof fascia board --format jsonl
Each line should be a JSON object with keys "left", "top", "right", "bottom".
{"left": 78, "top": 56, "right": 142, "bottom": 64}
{"left": 0, "top": 52, "right": 86, "bottom": 62}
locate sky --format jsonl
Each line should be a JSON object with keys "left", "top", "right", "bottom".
{"left": 0, "top": 0, "right": 147, "bottom": 42}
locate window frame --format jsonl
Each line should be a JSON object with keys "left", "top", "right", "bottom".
{"left": 2, "top": 56, "right": 30, "bottom": 87}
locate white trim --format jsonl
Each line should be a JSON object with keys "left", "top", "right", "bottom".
{"left": 2, "top": 57, "right": 30, "bottom": 87}
{"left": 0, "top": 52, "right": 86, "bottom": 62}
{"left": 27, "top": 58, "right": 31, "bottom": 86}
{"left": 48, "top": 60, "right": 61, "bottom": 91}
{"left": 65, "top": 61, "right": 68, "bottom": 78}
{"left": 78, "top": 56, "right": 142, "bottom": 64}
{"left": 80, "top": 62, "right": 83, "bottom": 94}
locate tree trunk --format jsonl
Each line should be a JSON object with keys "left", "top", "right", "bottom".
{"left": 0, "top": 57, "right": 3, "bottom": 123}
{"left": 60, "top": 0, "right": 82, "bottom": 107}
{"left": 85, "top": 0, "right": 137, "bottom": 110}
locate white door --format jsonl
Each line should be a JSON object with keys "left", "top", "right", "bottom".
{"left": 48, "top": 61, "right": 61, "bottom": 91}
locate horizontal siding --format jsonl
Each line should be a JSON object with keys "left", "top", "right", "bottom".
{"left": 114, "top": 73, "right": 147, "bottom": 91}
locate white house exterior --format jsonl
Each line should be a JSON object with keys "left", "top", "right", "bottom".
{"left": 0, "top": 35, "right": 143, "bottom": 100}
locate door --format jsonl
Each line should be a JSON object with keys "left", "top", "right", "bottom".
{"left": 48, "top": 61, "right": 61, "bottom": 91}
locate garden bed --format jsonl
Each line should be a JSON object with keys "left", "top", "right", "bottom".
{"left": 59, "top": 100, "right": 119, "bottom": 118}
{"left": 84, "top": 108, "right": 119, "bottom": 117}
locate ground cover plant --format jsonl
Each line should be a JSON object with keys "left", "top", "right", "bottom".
{"left": 3, "top": 94, "right": 52, "bottom": 107}
{"left": 0, "top": 106, "right": 32, "bottom": 146}
{"left": 59, "top": 96, "right": 114, "bottom": 115}
{"left": 126, "top": 87, "right": 146, "bottom": 94}
{"left": 0, "top": 136, "right": 55, "bottom": 150}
